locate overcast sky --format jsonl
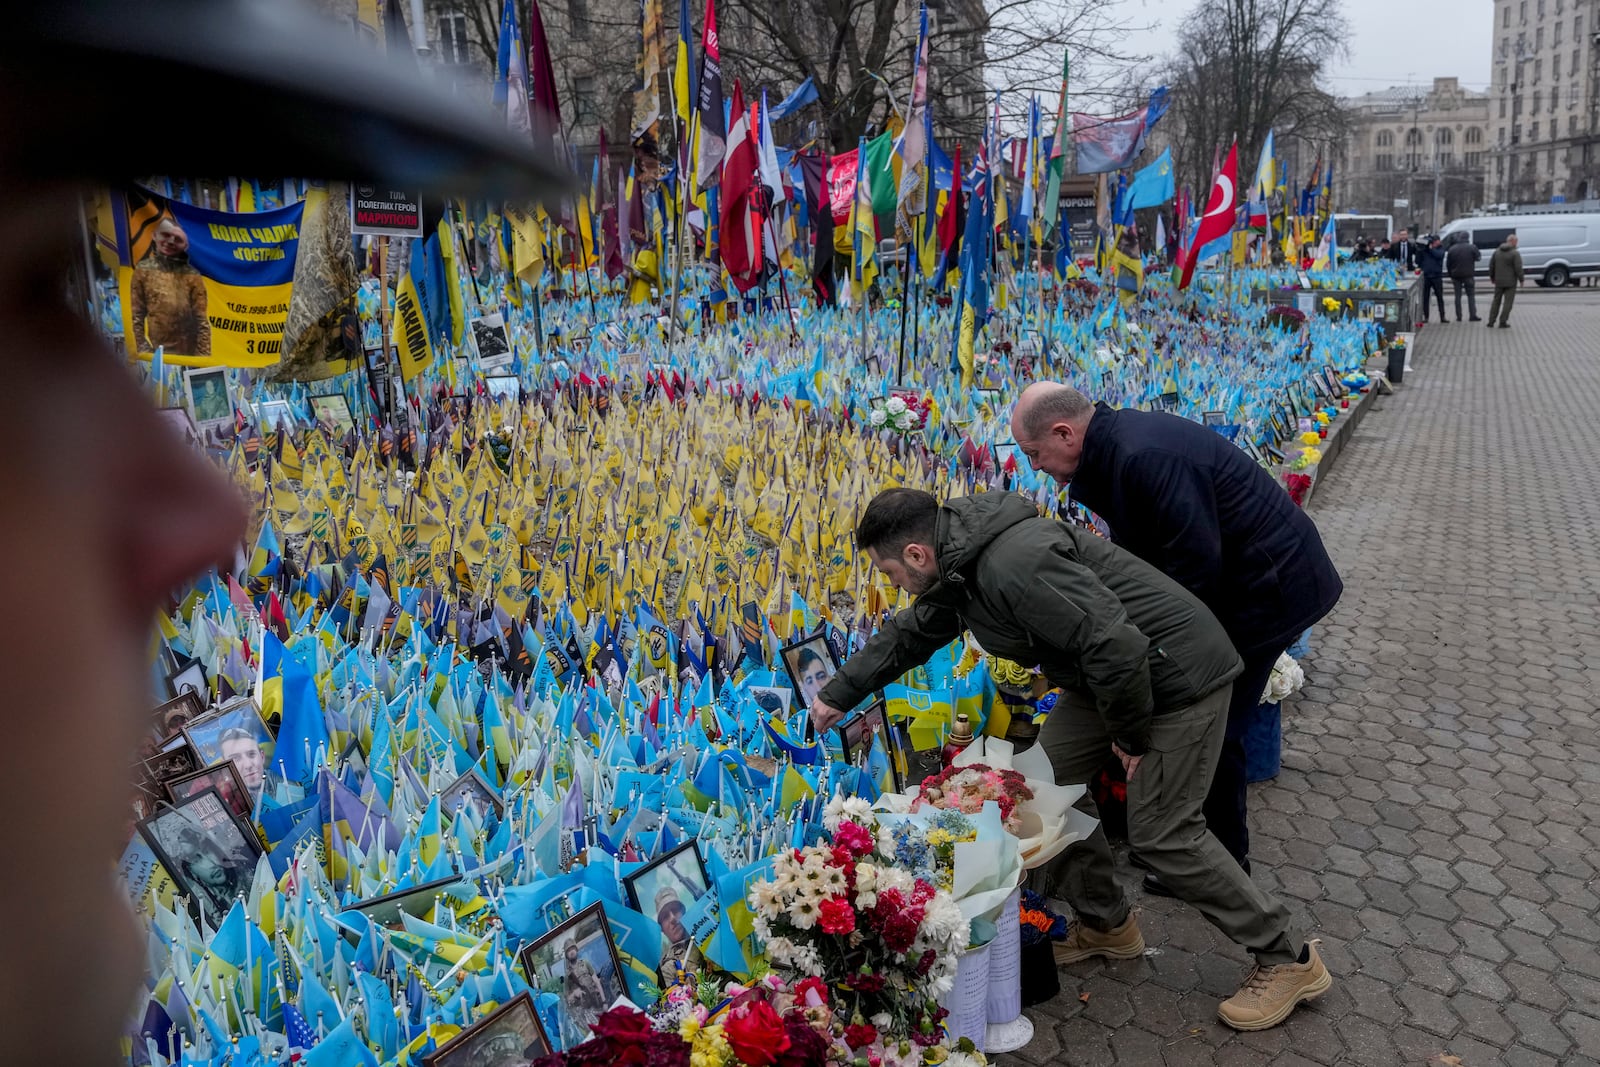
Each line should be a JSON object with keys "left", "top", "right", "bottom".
{"left": 1114, "top": 0, "right": 1495, "bottom": 97}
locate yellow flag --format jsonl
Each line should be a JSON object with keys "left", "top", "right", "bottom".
{"left": 394, "top": 269, "right": 435, "bottom": 382}
{"left": 504, "top": 204, "right": 546, "bottom": 284}
{"left": 437, "top": 216, "right": 467, "bottom": 347}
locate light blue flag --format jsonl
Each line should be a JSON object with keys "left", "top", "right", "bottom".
{"left": 303, "top": 1015, "right": 378, "bottom": 1067}
{"left": 1119, "top": 146, "right": 1176, "bottom": 215}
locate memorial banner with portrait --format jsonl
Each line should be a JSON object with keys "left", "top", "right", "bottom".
{"left": 115, "top": 186, "right": 306, "bottom": 368}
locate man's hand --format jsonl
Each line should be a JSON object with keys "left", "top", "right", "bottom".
{"left": 810, "top": 696, "right": 846, "bottom": 734}
{"left": 1112, "top": 742, "right": 1143, "bottom": 782}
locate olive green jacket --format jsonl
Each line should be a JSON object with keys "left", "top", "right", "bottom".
{"left": 818, "top": 493, "right": 1242, "bottom": 755}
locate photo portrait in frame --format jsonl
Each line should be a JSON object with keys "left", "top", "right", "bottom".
{"left": 422, "top": 991, "right": 550, "bottom": 1067}
{"left": 184, "top": 366, "right": 234, "bottom": 443}
{"left": 151, "top": 690, "right": 206, "bottom": 744}
{"left": 137, "top": 787, "right": 262, "bottom": 928}
{"left": 622, "top": 841, "right": 711, "bottom": 980}
{"left": 184, "top": 699, "right": 276, "bottom": 799}
{"left": 838, "top": 699, "right": 901, "bottom": 795}
{"left": 780, "top": 633, "right": 838, "bottom": 710}
{"left": 346, "top": 876, "right": 470, "bottom": 934}
{"left": 309, "top": 392, "right": 355, "bottom": 438}
{"left": 439, "top": 768, "right": 504, "bottom": 820}
{"left": 517, "top": 903, "right": 627, "bottom": 1050}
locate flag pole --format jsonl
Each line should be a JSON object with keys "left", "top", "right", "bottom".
{"left": 895, "top": 213, "right": 912, "bottom": 387}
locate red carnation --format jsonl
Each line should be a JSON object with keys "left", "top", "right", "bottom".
{"left": 882, "top": 911, "right": 920, "bottom": 953}
{"left": 818, "top": 895, "right": 857, "bottom": 935}
{"left": 843, "top": 1023, "right": 880, "bottom": 1050}
{"left": 833, "top": 821, "right": 874, "bottom": 857}
{"left": 724, "top": 1000, "right": 791, "bottom": 1067}
{"left": 793, "top": 977, "right": 829, "bottom": 1007}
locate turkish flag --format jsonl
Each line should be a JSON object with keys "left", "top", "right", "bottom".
{"left": 1178, "top": 143, "right": 1239, "bottom": 291}
{"left": 719, "top": 81, "right": 764, "bottom": 293}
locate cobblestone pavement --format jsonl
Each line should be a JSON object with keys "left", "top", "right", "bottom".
{"left": 1006, "top": 288, "right": 1600, "bottom": 1066}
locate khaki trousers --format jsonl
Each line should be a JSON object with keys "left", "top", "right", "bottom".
{"left": 1488, "top": 284, "right": 1517, "bottom": 326}
{"left": 1034, "top": 685, "right": 1304, "bottom": 965}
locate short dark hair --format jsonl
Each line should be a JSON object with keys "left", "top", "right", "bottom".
{"left": 857, "top": 488, "right": 938, "bottom": 559}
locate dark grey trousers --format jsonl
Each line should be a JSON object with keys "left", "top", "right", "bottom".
{"left": 1034, "top": 685, "right": 1304, "bottom": 965}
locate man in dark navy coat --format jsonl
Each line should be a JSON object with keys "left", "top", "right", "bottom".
{"left": 1012, "top": 384, "right": 1342, "bottom": 881}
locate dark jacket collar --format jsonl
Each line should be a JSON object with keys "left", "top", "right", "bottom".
{"left": 1070, "top": 401, "right": 1119, "bottom": 501}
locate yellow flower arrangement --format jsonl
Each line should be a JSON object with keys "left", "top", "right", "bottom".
{"left": 1314, "top": 411, "right": 1331, "bottom": 427}
{"left": 1298, "top": 431, "right": 1321, "bottom": 446}
{"left": 1291, "top": 448, "right": 1323, "bottom": 470}
{"left": 682, "top": 1020, "right": 733, "bottom": 1067}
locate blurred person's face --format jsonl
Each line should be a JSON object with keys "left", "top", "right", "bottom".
{"left": 153, "top": 218, "right": 188, "bottom": 257}
{"left": 0, "top": 186, "right": 244, "bottom": 1065}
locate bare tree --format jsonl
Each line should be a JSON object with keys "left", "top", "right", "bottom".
{"left": 715, "top": 0, "right": 1143, "bottom": 152}
{"left": 1154, "top": 0, "right": 1351, "bottom": 195}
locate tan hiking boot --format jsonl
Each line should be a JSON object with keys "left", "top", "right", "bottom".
{"left": 1218, "top": 940, "right": 1332, "bottom": 1031}
{"left": 1053, "top": 913, "right": 1145, "bottom": 965}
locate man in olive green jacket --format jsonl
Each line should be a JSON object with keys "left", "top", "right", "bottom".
{"left": 811, "top": 488, "right": 1331, "bottom": 1031}
{"left": 1487, "top": 234, "right": 1524, "bottom": 328}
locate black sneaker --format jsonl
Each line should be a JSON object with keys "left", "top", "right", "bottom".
{"left": 1499, "top": 323, "right": 1511, "bottom": 328}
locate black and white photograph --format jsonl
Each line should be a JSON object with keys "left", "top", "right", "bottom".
{"left": 517, "top": 904, "right": 627, "bottom": 1050}
{"left": 422, "top": 991, "right": 550, "bottom": 1067}
{"left": 137, "top": 787, "right": 262, "bottom": 928}
{"left": 622, "top": 841, "right": 710, "bottom": 977}
{"left": 779, "top": 633, "right": 838, "bottom": 710}
{"left": 185, "top": 699, "right": 275, "bottom": 798}
{"left": 469, "top": 313, "right": 513, "bottom": 370}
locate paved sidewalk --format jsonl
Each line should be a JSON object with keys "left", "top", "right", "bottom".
{"left": 1009, "top": 290, "right": 1600, "bottom": 1066}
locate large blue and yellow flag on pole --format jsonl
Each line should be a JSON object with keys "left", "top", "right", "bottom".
{"left": 117, "top": 188, "right": 305, "bottom": 367}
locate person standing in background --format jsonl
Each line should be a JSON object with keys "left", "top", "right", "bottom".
{"left": 1446, "top": 236, "right": 1482, "bottom": 322}
{"left": 1415, "top": 236, "right": 1448, "bottom": 324}
{"left": 1488, "top": 234, "right": 1524, "bottom": 328}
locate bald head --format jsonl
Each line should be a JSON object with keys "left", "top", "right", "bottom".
{"left": 1010, "top": 383, "right": 1096, "bottom": 484}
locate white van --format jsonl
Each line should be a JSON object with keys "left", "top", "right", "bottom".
{"left": 1438, "top": 212, "right": 1600, "bottom": 288}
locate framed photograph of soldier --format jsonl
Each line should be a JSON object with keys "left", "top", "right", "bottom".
{"left": 309, "top": 392, "right": 355, "bottom": 438}
{"left": 184, "top": 366, "right": 235, "bottom": 443}
{"left": 422, "top": 991, "right": 550, "bottom": 1067}
{"left": 184, "top": 698, "right": 276, "bottom": 799}
{"left": 469, "top": 312, "right": 513, "bottom": 370}
{"left": 137, "top": 787, "right": 263, "bottom": 929}
{"left": 622, "top": 841, "right": 712, "bottom": 976}
{"left": 517, "top": 903, "right": 627, "bottom": 1050}
{"left": 165, "top": 762, "right": 252, "bottom": 822}
{"left": 1322, "top": 364, "right": 1349, "bottom": 398}
{"left": 151, "top": 690, "right": 207, "bottom": 744}
{"left": 780, "top": 633, "right": 838, "bottom": 710}
{"left": 166, "top": 656, "right": 208, "bottom": 702}
{"left": 838, "top": 699, "right": 902, "bottom": 795}
{"left": 1202, "top": 410, "right": 1228, "bottom": 427}
{"left": 439, "top": 767, "right": 504, "bottom": 820}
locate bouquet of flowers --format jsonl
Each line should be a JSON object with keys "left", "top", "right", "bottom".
{"left": 909, "top": 764, "right": 1034, "bottom": 835}
{"left": 1261, "top": 652, "right": 1306, "bottom": 704}
{"left": 747, "top": 796, "right": 970, "bottom": 1065}
{"left": 868, "top": 395, "right": 925, "bottom": 436}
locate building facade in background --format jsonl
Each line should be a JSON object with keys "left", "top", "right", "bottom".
{"left": 1488, "top": 0, "right": 1600, "bottom": 203}
{"left": 1335, "top": 77, "right": 1489, "bottom": 232}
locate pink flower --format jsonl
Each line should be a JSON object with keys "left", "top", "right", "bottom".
{"left": 818, "top": 896, "right": 857, "bottom": 935}
{"left": 833, "top": 821, "right": 874, "bottom": 857}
